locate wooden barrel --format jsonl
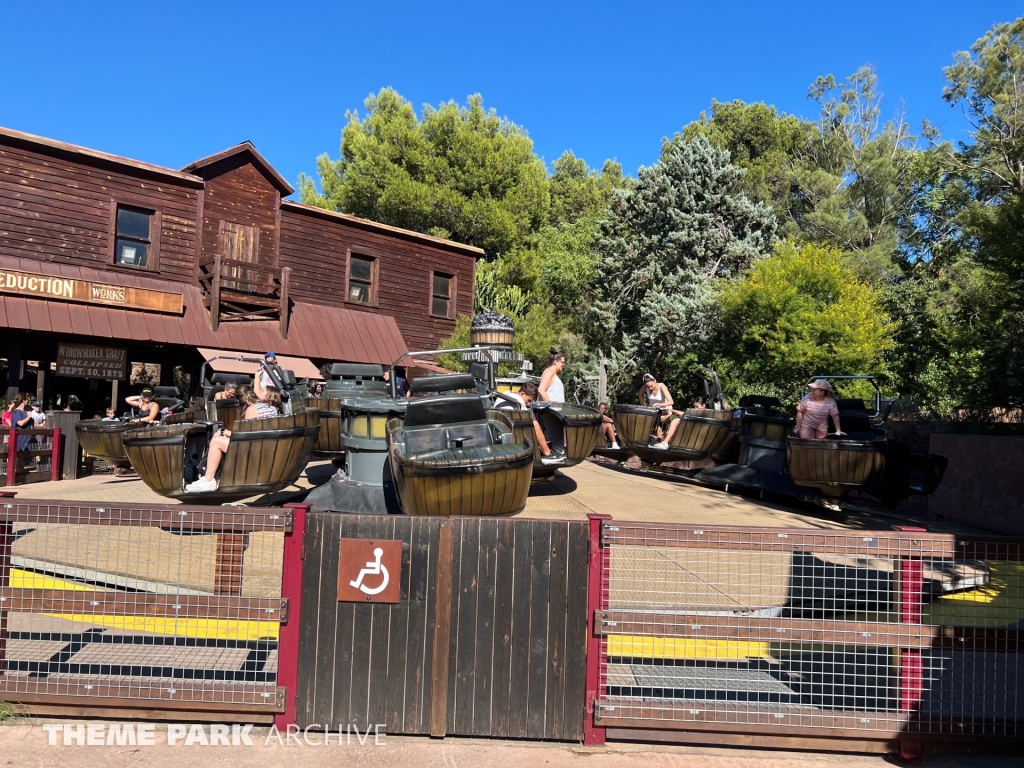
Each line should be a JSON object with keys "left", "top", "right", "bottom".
{"left": 387, "top": 417, "right": 533, "bottom": 517}
{"left": 493, "top": 405, "right": 601, "bottom": 477}
{"left": 787, "top": 436, "right": 887, "bottom": 497}
{"left": 124, "top": 410, "right": 321, "bottom": 503}
{"left": 209, "top": 399, "right": 242, "bottom": 432}
{"left": 123, "top": 423, "right": 207, "bottom": 495}
{"left": 75, "top": 420, "right": 150, "bottom": 467}
{"left": 470, "top": 326, "right": 515, "bottom": 348}
{"left": 668, "top": 409, "right": 735, "bottom": 457}
{"left": 560, "top": 405, "right": 603, "bottom": 463}
{"left": 304, "top": 397, "right": 344, "bottom": 457}
{"left": 612, "top": 404, "right": 659, "bottom": 447}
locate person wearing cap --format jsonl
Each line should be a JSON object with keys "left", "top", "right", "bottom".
{"left": 126, "top": 389, "right": 160, "bottom": 423}
{"left": 794, "top": 379, "right": 845, "bottom": 440}
{"left": 29, "top": 401, "right": 46, "bottom": 428}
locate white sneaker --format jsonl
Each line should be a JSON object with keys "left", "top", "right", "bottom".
{"left": 609, "top": 442, "right": 621, "bottom": 450}
{"left": 185, "top": 477, "right": 219, "bottom": 492}
{"left": 652, "top": 442, "right": 669, "bottom": 450}
{"left": 541, "top": 453, "right": 566, "bottom": 465}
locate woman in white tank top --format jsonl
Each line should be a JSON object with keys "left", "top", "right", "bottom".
{"left": 539, "top": 349, "right": 566, "bottom": 403}
{"left": 638, "top": 374, "right": 680, "bottom": 448}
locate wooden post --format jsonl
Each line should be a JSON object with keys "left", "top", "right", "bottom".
{"left": 583, "top": 512, "right": 612, "bottom": 746}
{"left": 35, "top": 367, "right": 45, "bottom": 404}
{"left": 5, "top": 428, "right": 16, "bottom": 487}
{"left": 50, "top": 428, "right": 61, "bottom": 482}
{"left": 429, "top": 519, "right": 455, "bottom": 737}
{"left": 110, "top": 378, "right": 119, "bottom": 413}
{"left": 214, "top": 534, "right": 246, "bottom": 596}
{"left": 274, "top": 502, "right": 309, "bottom": 732}
{"left": 210, "top": 251, "right": 221, "bottom": 332}
{"left": 5, "top": 339, "right": 21, "bottom": 405}
{"left": 279, "top": 266, "right": 291, "bottom": 340}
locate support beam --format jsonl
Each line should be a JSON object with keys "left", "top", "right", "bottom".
{"left": 5, "top": 338, "right": 22, "bottom": 404}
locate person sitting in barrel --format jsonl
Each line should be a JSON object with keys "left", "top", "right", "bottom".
{"left": 639, "top": 374, "right": 680, "bottom": 449}
{"left": 185, "top": 386, "right": 281, "bottom": 493}
{"left": 598, "top": 402, "right": 620, "bottom": 450}
{"left": 519, "top": 382, "right": 566, "bottom": 465}
{"left": 793, "top": 379, "right": 845, "bottom": 440}
{"left": 126, "top": 389, "right": 160, "bottom": 423}
{"left": 215, "top": 381, "right": 239, "bottom": 401}
{"left": 101, "top": 407, "right": 118, "bottom": 422}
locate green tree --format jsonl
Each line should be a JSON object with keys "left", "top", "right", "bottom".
{"left": 300, "top": 88, "right": 549, "bottom": 256}
{"left": 716, "top": 242, "right": 895, "bottom": 402}
{"left": 590, "top": 135, "right": 777, "bottom": 391}
{"left": 904, "top": 15, "right": 1024, "bottom": 407}
{"left": 793, "top": 67, "right": 921, "bottom": 282}
{"left": 683, "top": 99, "right": 806, "bottom": 230}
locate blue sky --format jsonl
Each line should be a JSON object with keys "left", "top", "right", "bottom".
{"left": 2, "top": 2, "right": 1020, "bottom": 196}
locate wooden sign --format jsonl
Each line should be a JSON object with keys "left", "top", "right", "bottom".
{"left": 337, "top": 538, "right": 401, "bottom": 604}
{"left": 55, "top": 343, "right": 128, "bottom": 380}
{"left": 0, "top": 267, "right": 183, "bottom": 314}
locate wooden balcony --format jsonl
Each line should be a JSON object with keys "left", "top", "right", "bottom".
{"left": 199, "top": 252, "right": 291, "bottom": 337}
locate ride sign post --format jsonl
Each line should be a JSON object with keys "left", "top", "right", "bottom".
{"left": 337, "top": 539, "right": 401, "bottom": 603}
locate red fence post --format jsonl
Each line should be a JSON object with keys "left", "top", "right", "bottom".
{"left": 5, "top": 428, "right": 16, "bottom": 486}
{"left": 50, "top": 428, "right": 61, "bottom": 482}
{"left": 275, "top": 502, "right": 309, "bottom": 731}
{"left": 584, "top": 512, "right": 612, "bottom": 746}
{"left": 897, "top": 551, "right": 925, "bottom": 762}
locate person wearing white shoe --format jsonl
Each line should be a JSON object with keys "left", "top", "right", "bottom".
{"left": 598, "top": 402, "right": 620, "bottom": 449}
{"left": 186, "top": 382, "right": 281, "bottom": 493}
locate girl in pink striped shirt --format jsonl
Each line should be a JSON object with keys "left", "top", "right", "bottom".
{"left": 793, "top": 379, "right": 845, "bottom": 439}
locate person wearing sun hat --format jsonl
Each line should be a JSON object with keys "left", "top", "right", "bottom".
{"left": 793, "top": 379, "right": 844, "bottom": 440}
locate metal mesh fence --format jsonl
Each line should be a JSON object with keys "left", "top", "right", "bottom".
{"left": 594, "top": 523, "right": 1024, "bottom": 739}
{"left": 0, "top": 501, "right": 292, "bottom": 713}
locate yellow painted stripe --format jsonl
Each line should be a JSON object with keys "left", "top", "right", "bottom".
{"left": 40, "top": 614, "right": 279, "bottom": 641}
{"left": 10, "top": 568, "right": 97, "bottom": 591}
{"left": 10, "top": 569, "right": 278, "bottom": 641}
{"left": 608, "top": 635, "right": 771, "bottom": 660}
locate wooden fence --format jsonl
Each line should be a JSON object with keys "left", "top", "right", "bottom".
{"left": 295, "top": 514, "right": 589, "bottom": 740}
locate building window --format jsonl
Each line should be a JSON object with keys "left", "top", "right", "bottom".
{"left": 114, "top": 206, "right": 153, "bottom": 268}
{"left": 431, "top": 272, "right": 454, "bottom": 318}
{"left": 348, "top": 254, "right": 376, "bottom": 304}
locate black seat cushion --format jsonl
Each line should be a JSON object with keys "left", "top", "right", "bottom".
{"left": 211, "top": 373, "right": 251, "bottom": 386}
{"left": 328, "top": 363, "right": 385, "bottom": 379}
{"left": 153, "top": 386, "right": 181, "bottom": 398}
{"left": 404, "top": 394, "right": 487, "bottom": 427}
{"left": 739, "top": 395, "right": 781, "bottom": 408}
{"left": 409, "top": 374, "right": 477, "bottom": 395}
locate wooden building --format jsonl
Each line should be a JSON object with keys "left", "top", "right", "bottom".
{"left": 0, "top": 126, "right": 481, "bottom": 416}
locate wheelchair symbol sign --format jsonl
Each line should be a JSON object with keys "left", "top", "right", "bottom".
{"left": 337, "top": 539, "right": 401, "bottom": 603}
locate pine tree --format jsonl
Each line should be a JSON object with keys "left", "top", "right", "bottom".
{"left": 589, "top": 135, "right": 777, "bottom": 388}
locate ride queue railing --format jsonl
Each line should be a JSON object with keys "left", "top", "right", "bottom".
{"left": 2, "top": 428, "right": 62, "bottom": 486}
{"left": 0, "top": 500, "right": 307, "bottom": 727}
{"left": 584, "top": 515, "right": 1024, "bottom": 757}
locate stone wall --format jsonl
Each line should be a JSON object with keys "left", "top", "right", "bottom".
{"left": 927, "top": 434, "right": 1024, "bottom": 535}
